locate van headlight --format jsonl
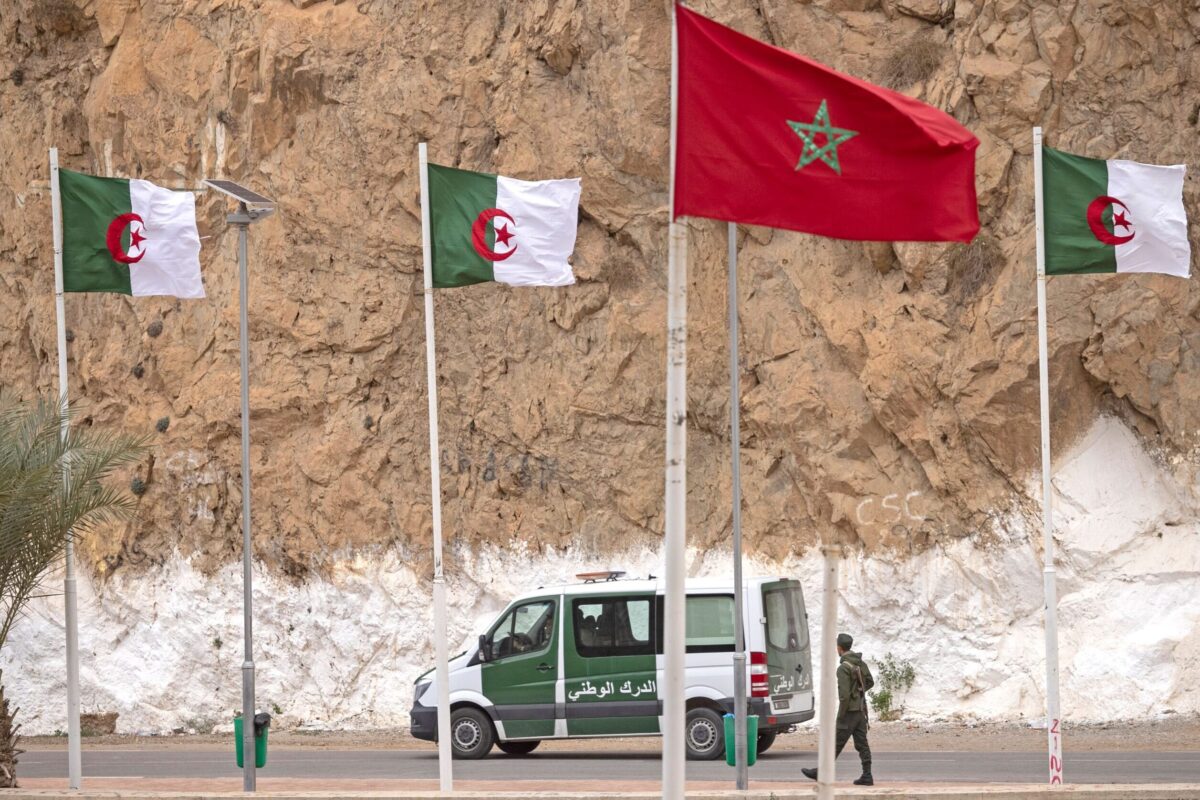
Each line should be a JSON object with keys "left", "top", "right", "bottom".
{"left": 414, "top": 680, "right": 431, "bottom": 704}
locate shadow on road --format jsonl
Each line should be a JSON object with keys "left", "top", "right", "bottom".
{"left": 409, "top": 750, "right": 809, "bottom": 762}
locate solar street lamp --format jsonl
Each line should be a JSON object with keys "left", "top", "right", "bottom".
{"left": 204, "top": 179, "right": 275, "bottom": 792}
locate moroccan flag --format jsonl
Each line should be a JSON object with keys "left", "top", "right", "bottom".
{"left": 427, "top": 163, "right": 580, "bottom": 288}
{"left": 674, "top": 4, "right": 979, "bottom": 242}
{"left": 59, "top": 169, "right": 204, "bottom": 298}
{"left": 1043, "top": 146, "right": 1190, "bottom": 278}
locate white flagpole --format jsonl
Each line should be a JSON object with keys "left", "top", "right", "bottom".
{"left": 49, "top": 147, "right": 83, "bottom": 791}
{"left": 418, "top": 142, "right": 453, "bottom": 792}
{"left": 816, "top": 544, "right": 840, "bottom": 800}
{"left": 1032, "top": 126, "right": 1064, "bottom": 785}
{"left": 728, "top": 221, "right": 748, "bottom": 790}
{"left": 662, "top": 4, "right": 688, "bottom": 798}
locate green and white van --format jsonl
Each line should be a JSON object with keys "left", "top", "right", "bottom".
{"left": 409, "top": 574, "right": 814, "bottom": 759}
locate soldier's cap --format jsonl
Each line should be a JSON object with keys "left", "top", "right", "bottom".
{"left": 836, "top": 633, "right": 853, "bottom": 649}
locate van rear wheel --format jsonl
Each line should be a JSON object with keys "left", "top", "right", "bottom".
{"left": 497, "top": 740, "right": 540, "bottom": 755}
{"left": 449, "top": 707, "right": 494, "bottom": 759}
{"left": 685, "top": 708, "right": 725, "bottom": 760}
{"left": 757, "top": 731, "right": 778, "bottom": 753}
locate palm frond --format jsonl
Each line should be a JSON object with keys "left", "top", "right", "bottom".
{"left": 0, "top": 393, "right": 147, "bottom": 653}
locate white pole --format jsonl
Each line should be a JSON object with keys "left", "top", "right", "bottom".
{"left": 728, "top": 221, "right": 748, "bottom": 790}
{"left": 816, "top": 544, "right": 840, "bottom": 800}
{"left": 1033, "top": 126, "right": 1064, "bottom": 786}
{"left": 419, "top": 142, "right": 454, "bottom": 792}
{"left": 50, "top": 147, "right": 82, "bottom": 791}
{"left": 662, "top": 4, "right": 687, "bottom": 797}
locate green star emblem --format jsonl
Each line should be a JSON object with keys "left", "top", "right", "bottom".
{"left": 787, "top": 100, "right": 858, "bottom": 175}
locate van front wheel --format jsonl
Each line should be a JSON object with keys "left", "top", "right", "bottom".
{"left": 497, "top": 740, "right": 540, "bottom": 755}
{"left": 449, "top": 707, "right": 494, "bottom": 759}
{"left": 684, "top": 708, "right": 725, "bottom": 760}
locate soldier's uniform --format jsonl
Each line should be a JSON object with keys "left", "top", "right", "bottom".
{"left": 802, "top": 632, "right": 876, "bottom": 786}
{"left": 834, "top": 644, "right": 874, "bottom": 783}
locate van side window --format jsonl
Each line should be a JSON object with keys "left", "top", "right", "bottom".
{"left": 488, "top": 599, "right": 555, "bottom": 660}
{"left": 572, "top": 596, "right": 654, "bottom": 657}
{"left": 686, "top": 595, "right": 735, "bottom": 651}
{"left": 654, "top": 594, "right": 736, "bottom": 653}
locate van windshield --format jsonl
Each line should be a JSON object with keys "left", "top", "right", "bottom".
{"left": 763, "top": 583, "right": 807, "bottom": 652}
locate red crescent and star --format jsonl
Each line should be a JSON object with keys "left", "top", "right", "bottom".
{"left": 1086, "top": 195, "right": 1135, "bottom": 246}
{"left": 106, "top": 212, "right": 147, "bottom": 264}
{"left": 471, "top": 208, "right": 518, "bottom": 262}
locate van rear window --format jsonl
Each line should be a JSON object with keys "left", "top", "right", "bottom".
{"left": 763, "top": 584, "right": 807, "bottom": 652}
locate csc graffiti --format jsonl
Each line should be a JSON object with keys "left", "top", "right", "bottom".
{"left": 855, "top": 491, "right": 926, "bottom": 527}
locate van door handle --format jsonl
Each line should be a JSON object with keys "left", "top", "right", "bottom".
{"left": 536, "top": 663, "right": 552, "bottom": 673}
{"left": 795, "top": 665, "right": 804, "bottom": 675}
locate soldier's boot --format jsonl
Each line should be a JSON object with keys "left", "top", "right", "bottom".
{"left": 853, "top": 759, "right": 874, "bottom": 786}
{"left": 801, "top": 768, "right": 818, "bottom": 781}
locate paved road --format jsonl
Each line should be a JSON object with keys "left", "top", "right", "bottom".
{"left": 19, "top": 749, "right": 1200, "bottom": 784}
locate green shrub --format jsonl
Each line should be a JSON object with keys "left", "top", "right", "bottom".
{"left": 183, "top": 715, "right": 217, "bottom": 735}
{"left": 869, "top": 652, "right": 916, "bottom": 721}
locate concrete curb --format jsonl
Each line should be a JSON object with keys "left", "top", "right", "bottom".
{"left": 4, "top": 787, "right": 1200, "bottom": 800}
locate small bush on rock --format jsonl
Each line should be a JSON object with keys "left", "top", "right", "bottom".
{"left": 881, "top": 34, "right": 944, "bottom": 89}
{"left": 949, "top": 233, "right": 1005, "bottom": 298}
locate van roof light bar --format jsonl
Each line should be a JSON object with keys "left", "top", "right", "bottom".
{"left": 576, "top": 570, "right": 626, "bottom": 583}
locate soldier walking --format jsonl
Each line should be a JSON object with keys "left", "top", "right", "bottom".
{"left": 802, "top": 632, "right": 875, "bottom": 786}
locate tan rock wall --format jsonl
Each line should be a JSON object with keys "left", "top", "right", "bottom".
{"left": 1, "top": 0, "right": 1197, "bottom": 580}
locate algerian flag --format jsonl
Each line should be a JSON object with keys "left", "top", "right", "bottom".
{"left": 1043, "top": 146, "right": 1190, "bottom": 278}
{"left": 426, "top": 163, "right": 580, "bottom": 288}
{"left": 59, "top": 169, "right": 205, "bottom": 297}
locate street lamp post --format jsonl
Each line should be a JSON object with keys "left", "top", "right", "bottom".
{"left": 203, "top": 180, "right": 275, "bottom": 792}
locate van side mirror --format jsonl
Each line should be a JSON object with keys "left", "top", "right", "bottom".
{"left": 478, "top": 633, "right": 491, "bottom": 662}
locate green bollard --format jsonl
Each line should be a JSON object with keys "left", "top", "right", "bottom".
{"left": 723, "top": 713, "right": 759, "bottom": 767}
{"left": 234, "top": 714, "right": 269, "bottom": 768}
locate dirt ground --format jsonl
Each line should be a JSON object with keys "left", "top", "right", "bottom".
{"left": 22, "top": 715, "right": 1200, "bottom": 753}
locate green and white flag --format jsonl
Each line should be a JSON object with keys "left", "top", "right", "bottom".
{"left": 59, "top": 169, "right": 204, "bottom": 297}
{"left": 427, "top": 163, "right": 580, "bottom": 288}
{"left": 1043, "top": 146, "right": 1190, "bottom": 278}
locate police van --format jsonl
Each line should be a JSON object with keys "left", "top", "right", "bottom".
{"left": 410, "top": 572, "right": 814, "bottom": 759}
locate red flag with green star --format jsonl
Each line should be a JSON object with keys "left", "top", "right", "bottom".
{"left": 674, "top": 3, "right": 979, "bottom": 242}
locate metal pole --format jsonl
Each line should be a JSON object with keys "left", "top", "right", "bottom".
{"left": 728, "top": 221, "right": 748, "bottom": 790}
{"left": 1033, "top": 126, "right": 1064, "bottom": 786}
{"left": 233, "top": 204, "right": 256, "bottom": 792}
{"left": 418, "top": 142, "right": 454, "bottom": 792}
{"left": 816, "top": 544, "right": 840, "bottom": 800}
{"left": 50, "top": 147, "right": 82, "bottom": 791}
{"left": 662, "top": 5, "right": 687, "bottom": 798}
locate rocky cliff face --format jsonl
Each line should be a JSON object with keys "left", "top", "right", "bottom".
{"left": 1, "top": 0, "right": 1198, "bottom": 732}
